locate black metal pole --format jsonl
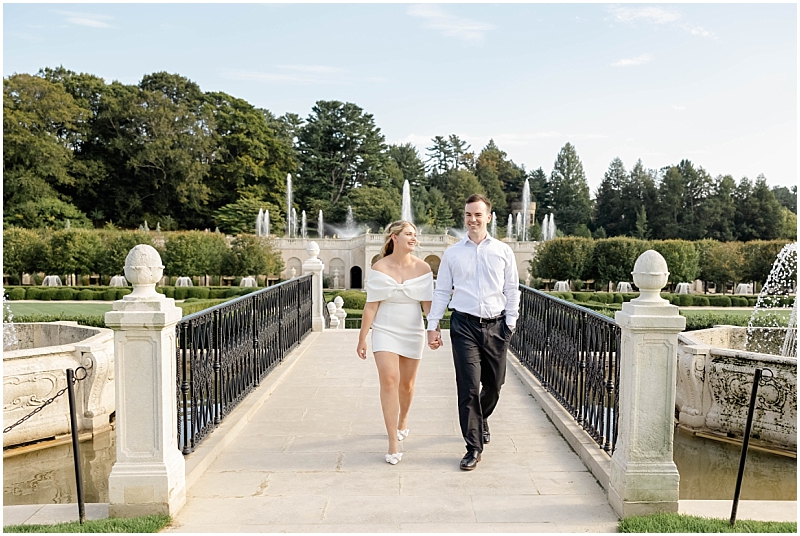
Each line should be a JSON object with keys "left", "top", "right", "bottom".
{"left": 730, "top": 367, "right": 763, "bottom": 526}
{"left": 66, "top": 368, "right": 86, "bottom": 524}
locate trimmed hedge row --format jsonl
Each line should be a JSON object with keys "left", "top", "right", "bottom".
{"left": 4, "top": 285, "right": 260, "bottom": 301}
{"left": 546, "top": 291, "right": 766, "bottom": 308}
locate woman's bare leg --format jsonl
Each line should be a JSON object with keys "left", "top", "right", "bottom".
{"left": 374, "top": 351, "right": 401, "bottom": 454}
{"left": 397, "top": 356, "right": 421, "bottom": 431}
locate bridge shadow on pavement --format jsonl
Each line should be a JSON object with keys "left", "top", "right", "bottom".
{"left": 165, "top": 330, "right": 619, "bottom": 533}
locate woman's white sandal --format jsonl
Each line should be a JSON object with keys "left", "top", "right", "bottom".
{"left": 396, "top": 429, "right": 409, "bottom": 441}
{"left": 385, "top": 452, "right": 403, "bottom": 465}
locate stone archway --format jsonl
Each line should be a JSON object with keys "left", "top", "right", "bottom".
{"left": 424, "top": 255, "right": 441, "bottom": 278}
{"left": 285, "top": 257, "right": 302, "bottom": 279}
{"left": 350, "top": 266, "right": 363, "bottom": 289}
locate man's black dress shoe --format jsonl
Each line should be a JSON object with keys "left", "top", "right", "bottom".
{"left": 483, "top": 420, "right": 490, "bottom": 444}
{"left": 460, "top": 449, "right": 481, "bottom": 471}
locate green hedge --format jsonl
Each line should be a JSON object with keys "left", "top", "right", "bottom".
{"left": 6, "top": 287, "right": 26, "bottom": 300}
{"left": 326, "top": 290, "right": 367, "bottom": 309}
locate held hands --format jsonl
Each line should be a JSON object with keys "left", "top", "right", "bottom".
{"left": 427, "top": 327, "right": 443, "bottom": 350}
{"left": 356, "top": 338, "right": 367, "bottom": 360}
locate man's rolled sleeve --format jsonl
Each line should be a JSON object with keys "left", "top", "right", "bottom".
{"left": 503, "top": 250, "right": 520, "bottom": 329}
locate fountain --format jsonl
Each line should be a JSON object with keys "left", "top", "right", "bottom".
{"left": 256, "top": 208, "right": 264, "bottom": 236}
{"left": 239, "top": 276, "right": 257, "bottom": 287}
{"left": 541, "top": 213, "right": 557, "bottom": 241}
{"left": 291, "top": 208, "right": 298, "bottom": 238}
{"left": 515, "top": 213, "right": 523, "bottom": 241}
{"left": 401, "top": 180, "right": 413, "bottom": 224}
{"left": 675, "top": 282, "right": 691, "bottom": 294}
{"left": 318, "top": 210, "right": 324, "bottom": 238}
{"left": 109, "top": 275, "right": 128, "bottom": 287}
{"left": 301, "top": 210, "right": 307, "bottom": 239}
{"left": 746, "top": 242, "right": 797, "bottom": 356}
{"left": 507, "top": 214, "right": 513, "bottom": 240}
{"left": 616, "top": 282, "right": 633, "bottom": 293}
{"left": 521, "top": 178, "right": 531, "bottom": 241}
{"left": 735, "top": 283, "right": 754, "bottom": 295}
{"left": 345, "top": 206, "right": 355, "bottom": 236}
{"left": 3, "top": 294, "right": 18, "bottom": 350}
{"left": 490, "top": 212, "right": 497, "bottom": 238}
{"left": 175, "top": 277, "right": 193, "bottom": 287}
{"left": 286, "top": 173, "right": 293, "bottom": 237}
{"left": 41, "top": 275, "right": 62, "bottom": 286}
{"left": 553, "top": 281, "right": 570, "bottom": 291}
{"left": 264, "top": 210, "right": 270, "bottom": 237}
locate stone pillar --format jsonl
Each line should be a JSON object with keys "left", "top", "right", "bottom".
{"left": 104, "top": 245, "right": 186, "bottom": 517}
{"left": 302, "top": 241, "right": 326, "bottom": 332}
{"left": 333, "top": 296, "right": 347, "bottom": 329}
{"left": 609, "top": 250, "right": 686, "bottom": 518}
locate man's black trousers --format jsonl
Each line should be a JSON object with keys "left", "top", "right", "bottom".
{"left": 449, "top": 310, "right": 513, "bottom": 453}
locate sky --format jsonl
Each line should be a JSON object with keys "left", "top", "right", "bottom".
{"left": 3, "top": 2, "right": 797, "bottom": 194}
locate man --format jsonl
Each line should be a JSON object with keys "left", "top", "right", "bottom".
{"left": 427, "top": 194, "right": 520, "bottom": 470}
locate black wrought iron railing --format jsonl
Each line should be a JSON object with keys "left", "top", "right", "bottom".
{"left": 176, "top": 275, "right": 312, "bottom": 454}
{"left": 509, "top": 286, "right": 621, "bottom": 454}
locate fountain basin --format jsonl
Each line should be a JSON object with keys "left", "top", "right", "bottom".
{"left": 3, "top": 322, "right": 115, "bottom": 449}
{"left": 677, "top": 325, "right": 796, "bottom": 451}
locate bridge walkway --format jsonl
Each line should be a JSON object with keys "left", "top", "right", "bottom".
{"left": 164, "top": 329, "right": 619, "bottom": 532}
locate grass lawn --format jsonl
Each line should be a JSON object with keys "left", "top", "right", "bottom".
{"left": 3, "top": 514, "right": 171, "bottom": 533}
{"left": 618, "top": 512, "right": 797, "bottom": 533}
{"left": 8, "top": 302, "right": 114, "bottom": 317}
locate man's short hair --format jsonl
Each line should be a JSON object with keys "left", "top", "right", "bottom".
{"left": 465, "top": 193, "right": 492, "bottom": 213}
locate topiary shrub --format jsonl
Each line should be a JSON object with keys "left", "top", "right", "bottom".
{"left": 622, "top": 293, "right": 639, "bottom": 302}
{"left": 40, "top": 288, "right": 60, "bottom": 301}
{"left": 593, "top": 292, "right": 612, "bottom": 304}
{"left": 747, "top": 297, "right": 757, "bottom": 306}
{"left": 573, "top": 279, "right": 585, "bottom": 291}
{"left": 158, "top": 286, "right": 175, "bottom": 298}
{"left": 708, "top": 296, "right": 732, "bottom": 307}
{"left": 186, "top": 287, "right": 211, "bottom": 300}
{"left": 117, "top": 289, "right": 132, "bottom": 299}
{"left": 613, "top": 293, "right": 624, "bottom": 304}
{"left": 103, "top": 289, "right": 118, "bottom": 301}
{"left": 173, "top": 287, "right": 189, "bottom": 300}
{"left": 730, "top": 296, "right": 749, "bottom": 307}
{"left": 573, "top": 292, "right": 592, "bottom": 303}
{"left": 54, "top": 288, "right": 75, "bottom": 300}
{"left": 25, "top": 287, "right": 43, "bottom": 300}
{"left": 209, "top": 288, "right": 229, "bottom": 299}
{"left": 77, "top": 289, "right": 95, "bottom": 301}
{"left": 336, "top": 290, "right": 367, "bottom": 309}
{"left": 549, "top": 292, "right": 574, "bottom": 301}
{"left": 677, "top": 294, "right": 693, "bottom": 307}
{"left": 6, "top": 287, "right": 26, "bottom": 300}
{"left": 694, "top": 296, "right": 710, "bottom": 307}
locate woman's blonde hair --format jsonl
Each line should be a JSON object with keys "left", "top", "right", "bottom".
{"left": 379, "top": 220, "right": 417, "bottom": 259}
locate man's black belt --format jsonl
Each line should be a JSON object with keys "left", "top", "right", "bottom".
{"left": 453, "top": 310, "right": 504, "bottom": 325}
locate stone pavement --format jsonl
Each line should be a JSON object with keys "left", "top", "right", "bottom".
{"left": 164, "top": 330, "right": 619, "bottom": 533}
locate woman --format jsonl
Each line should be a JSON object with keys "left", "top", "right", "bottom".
{"left": 357, "top": 220, "right": 437, "bottom": 465}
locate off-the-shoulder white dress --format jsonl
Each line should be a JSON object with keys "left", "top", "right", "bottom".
{"left": 365, "top": 270, "right": 434, "bottom": 359}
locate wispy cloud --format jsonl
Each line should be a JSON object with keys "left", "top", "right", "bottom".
{"left": 10, "top": 32, "right": 44, "bottom": 43}
{"left": 683, "top": 24, "right": 715, "bottom": 38}
{"left": 55, "top": 10, "right": 114, "bottom": 28}
{"left": 673, "top": 105, "right": 686, "bottom": 111}
{"left": 609, "top": 6, "right": 681, "bottom": 24}
{"left": 612, "top": 53, "right": 652, "bottom": 67}
{"left": 407, "top": 4, "right": 495, "bottom": 42}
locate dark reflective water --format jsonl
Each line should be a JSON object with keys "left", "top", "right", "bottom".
{"left": 3, "top": 426, "right": 796, "bottom": 504}
{"left": 3, "top": 429, "right": 115, "bottom": 505}
{"left": 673, "top": 427, "right": 796, "bottom": 500}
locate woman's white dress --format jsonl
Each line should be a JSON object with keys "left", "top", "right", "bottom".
{"left": 366, "top": 270, "right": 434, "bottom": 359}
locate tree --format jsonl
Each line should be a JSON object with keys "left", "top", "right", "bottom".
{"left": 777, "top": 207, "right": 797, "bottom": 240}
{"left": 735, "top": 175, "right": 784, "bottom": 241}
{"left": 771, "top": 185, "right": 797, "bottom": 214}
{"left": 3, "top": 197, "right": 92, "bottom": 229}
{"left": 651, "top": 240, "right": 700, "bottom": 284}
{"left": 528, "top": 167, "right": 551, "bottom": 225}
{"left": 388, "top": 143, "right": 427, "bottom": 190}
{"left": 46, "top": 229, "right": 104, "bottom": 276}
{"left": 622, "top": 159, "right": 658, "bottom": 237}
{"left": 295, "top": 100, "right": 389, "bottom": 211}
{"left": 531, "top": 237, "right": 594, "bottom": 281}
{"left": 3, "top": 73, "right": 87, "bottom": 211}
{"left": 633, "top": 206, "right": 649, "bottom": 239}
{"left": 593, "top": 157, "right": 626, "bottom": 236}
{"left": 96, "top": 230, "right": 154, "bottom": 277}
{"left": 3, "top": 227, "right": 46, "bottom": 279}
{"left": 163, "top": 231, "right": 229, "bottom": 276}
{"left": 549, "top": 142, "right": 591, "bottom": 236}
{"left": 704, "top": 175, "right": 737, "bottom": 241}
{"left": 222, "top": 235, "right": 283, "bottom": 277}
{"left": 213, "top": 196, "right": 284, "bottom": 236}
{"left": 346, "top": 186, "right": 401, "bottom": 230}
{"left": 425, "top": 187, "right": 455, "bottom": 231}
{"left": 696, "top": 239, "right": 742, "bottom": 288}
{"left": 676, "top": 160, "right": 713, "bottom": 240}
{"left": 652, "top": 166, "right": 684, "bottom": 239}
{"left": 436, "top": 169, "right": 485, "bottom": 224}
{"left": 475, "top": 140, "right": 516, "bottom": 219}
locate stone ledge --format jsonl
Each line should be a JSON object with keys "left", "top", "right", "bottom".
{"left": 506, "top": 351, "right": 613, "bottom": 491}
{"left": 183, "top": 332, "right": 320, "bottom": 492}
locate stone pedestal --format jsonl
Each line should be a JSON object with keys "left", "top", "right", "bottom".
{"left": 609, "top": 250, "right": 686, "bottom": 518}
{"left": 302, "top": 241, "right": 326, "bottom": 332}
{"left": 104, "top": 245, "right": 186, "bottom": 517}
{"left": 333, "top": 296, "right": 347, "bottom": 329}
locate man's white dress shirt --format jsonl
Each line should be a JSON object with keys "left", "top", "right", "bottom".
{"left": 427, "top": 234, "right": 520, "bottom": 331}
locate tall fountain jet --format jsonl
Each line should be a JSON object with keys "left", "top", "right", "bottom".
{"left": 286, "top": 173, "right": 293, "bottom": 237}
{"left": 401, "top": 180, "right": 413, "bottom": 224}
{"left": 521, "top": 178, "right": 531, "bottom": 241}
{"left": 265, "top": 210, "right": 270, "bottom": 237}
{"left": 507, "top": 214, "right": 514, "bottom": 241}
{"left": 541, "top": 213, "right": 556, "bottom": 241}
{"left": 256, "top": 208, "right": 264, "bottom": 236}
{"left": 345, "top": 205, "right": 355, "bottom": 235}
{"left": 318, "top": 210, "right": 324, "bottom": 238}
{"left": 516, "top": 213, "right": 523, "bottom": 241}
{"left": 301, "top": 210, "right": 307, "bottom": 239}
{"left": 491, "top": 212, "right": 497, "bottom": 238}
{"left": 291, "top": 208, "right": 298, "bottom": 238}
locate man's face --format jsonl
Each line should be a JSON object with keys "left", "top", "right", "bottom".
{"left": 464, "top": 201, "right": 491, "bottom": 237}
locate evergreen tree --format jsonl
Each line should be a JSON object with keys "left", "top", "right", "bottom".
{"left": 549, "top": 142, "right": 591, "bottom": 236}
{"left": 593, "top": 157, "right": 626, "bottom": 236}
{"left": 704, "top": 174, "right": 737, "bottom": 241}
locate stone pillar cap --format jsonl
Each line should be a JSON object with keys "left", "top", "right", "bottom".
{"left": 632, "top": 250, "right": 669, "bottom": 292}
{"left": 307, "top": 241, "right": 320, "bottom": 259}
{"left": 124, "top": 245, "right": 164, "bottom": 297}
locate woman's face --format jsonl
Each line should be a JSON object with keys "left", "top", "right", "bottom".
{"left": 392, "top": 224, "right": 417, "bottom": 251}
